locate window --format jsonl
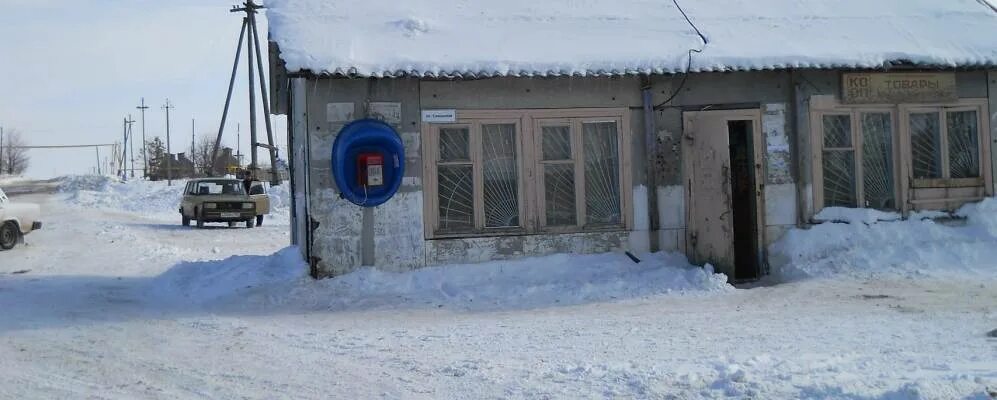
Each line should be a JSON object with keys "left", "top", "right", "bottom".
{"left": 812, "top": 97, "right": 989, "bottom": 213}
{"left": 434, "top": 122, "right": 522, "bottom": 235}
{"left": 424, "top": 109, "right": 631, "bottom": 238}
{"left": 536, "top": 120, "right": 622, "bottom": 230}
{"left": 817, "top": 111, "right": 896, "bottom": 209}
{"left": 907, "top": 107, "right": 981, "bottom": 180}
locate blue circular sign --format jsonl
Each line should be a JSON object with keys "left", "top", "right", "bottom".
{"left": 331, "top": 119, "right": 405, "bottom": 207}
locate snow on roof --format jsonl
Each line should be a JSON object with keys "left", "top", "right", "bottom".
{"left": 265, "top": 0, "right": 997, "bottom": 78}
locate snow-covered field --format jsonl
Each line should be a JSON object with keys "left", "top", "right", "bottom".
{"left": 1, "top": 176, "right": 995, "bottom": 399}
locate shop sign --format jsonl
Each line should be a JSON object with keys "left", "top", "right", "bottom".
{"left": 842, "top": 72, "right": 957, "bottom": 104}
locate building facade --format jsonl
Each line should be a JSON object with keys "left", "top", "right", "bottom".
{"left": 266, "top": 0, "right": 997, "bottom": 280}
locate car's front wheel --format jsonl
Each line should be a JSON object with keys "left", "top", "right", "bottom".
{"left": 0, "top": 221, "right": 20, "bottom": 250}
{"left": 245, "top": 219, "right": 254, "bottom": 229}
{"left": 196, "top": 208, "right": 205, "bottom": 229}
{"left": 182, "top": 210, "right": 191, "bottom": 227}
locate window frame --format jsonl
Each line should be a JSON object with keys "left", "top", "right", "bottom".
{"left": 900, "top": 105, "right": 986, "bottom": 185}
{"left": 811, "top": 96, "right": 990, "bottom": 214}
{"left": 817, "top": 112, "right": 860, "bottom": 208}
{"left": 422, "top": 108, "right": 632, "bottom": 239}
{"left": 534, "top": 116, "right": 627, "bottom": 233}
{"left": 427, "top": 119, "right": 527, "bottom": 237}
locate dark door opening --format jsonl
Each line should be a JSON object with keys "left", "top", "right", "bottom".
{"left": 728, "top": 120, "right": 761, "bottom": 281}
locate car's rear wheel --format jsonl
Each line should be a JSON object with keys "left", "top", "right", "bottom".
{"left": 256, "top": 215, "right": 264, "bottom": 227}
{"left": 245, "top": 219, "right": 254, "bottom": 229}
{"left": 0, "top": 221, "right": 19, "bottom": 250}
{"left": 196, "top": 208, "right": 205, "bottom": 229}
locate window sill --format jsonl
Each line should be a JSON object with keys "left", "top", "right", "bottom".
{"left": 911, "top": 177, "right": 983, "bottom": 189}
{"left": 428, "top": 226, "right": 628, "bottom": 241}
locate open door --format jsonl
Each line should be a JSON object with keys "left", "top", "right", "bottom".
{"left": 682, "top": 109, "right": 764, "bottom": 282}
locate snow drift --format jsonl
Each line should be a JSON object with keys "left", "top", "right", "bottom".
{"left": 151, "top": 249, "right": 732, "bottom": 311}
{"left": 60, "top": 175, "right": 182, "bottom": 217}
{"left": 58, "top": 175, "right": 291, "bottom": 218}
{"left": 771, "top": 200, "right": 997, "bottom": 281}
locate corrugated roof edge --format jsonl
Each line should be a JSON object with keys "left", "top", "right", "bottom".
{"left": 283, "top": 60, "right": 997, "bottom": 79}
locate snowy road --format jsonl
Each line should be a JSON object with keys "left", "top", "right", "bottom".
{"left": 0, "top": 182, "right": 995, "bottom": 399}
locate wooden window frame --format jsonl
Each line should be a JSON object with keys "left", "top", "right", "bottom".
{"left": 812, "top": 109, "right": 900, "bottom": 210}
{"left": 899, "top": 104, "right": 988, "bottom": 183}
{"left": 422, "top": 108, "right": 633, "bottom": 239}
{"left": 811, "top": 96, "right": 991, "bottom": 214}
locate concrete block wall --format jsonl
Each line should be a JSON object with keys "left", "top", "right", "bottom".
{"left": 303, "top": 76, "right": 655, "bottom": 276}
{"left": 296, "top": 69, "right": 993, "bottom": 276}
{"left": 303, "top": 78, "right": 425, "bottom": 277}
{"left": 418, "top": 77, "right": 653, "bottom": 266}
{"left": 644, "top": 71, "right": 798, "bottom": 252}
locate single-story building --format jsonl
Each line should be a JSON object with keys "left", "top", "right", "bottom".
{"left": 265, "top": 0, "right": 997, "bottom": 280}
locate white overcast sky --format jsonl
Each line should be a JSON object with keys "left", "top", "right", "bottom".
{"left": 0, "top": 0, "right": 286, "bottom": 178}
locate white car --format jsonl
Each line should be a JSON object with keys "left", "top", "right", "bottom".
{"left": 0, "top": 187, "right": 42, "bottom": 250}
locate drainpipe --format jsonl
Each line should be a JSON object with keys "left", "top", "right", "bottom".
{"left": 788, "top": 69, "right": 805, "bottom": 227}
{"left": 641, "top": 75, "right": 659, "bottom": 249}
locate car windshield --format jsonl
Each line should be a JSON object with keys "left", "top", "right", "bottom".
{"left": 191, "top": 180, "right": 245, "bottom": 195}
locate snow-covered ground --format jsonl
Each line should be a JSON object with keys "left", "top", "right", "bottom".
{"left": 0, "top": 176, "right": 995, "bottom": 399}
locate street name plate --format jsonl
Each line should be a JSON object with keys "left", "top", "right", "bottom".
{"left": 421, "top": 109, "right": 456, "bottom": 123}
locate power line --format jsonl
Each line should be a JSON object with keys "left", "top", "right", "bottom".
{"left": 654, "top": 0, "right": 709, "bottom": 110}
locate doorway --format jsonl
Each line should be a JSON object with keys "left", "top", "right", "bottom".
{"left": 728, "top": 120, "right": 760, "bottom": 280}
{"left": 682, "top": 109, "right": 764, "bottom": 282}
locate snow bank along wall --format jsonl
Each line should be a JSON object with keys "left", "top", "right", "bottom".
{"left": 283, "top": 70, "right": 997, "bottom": 278}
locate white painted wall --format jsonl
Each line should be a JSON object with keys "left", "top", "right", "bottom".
{"left": 656, "top": 185, "right": 685, "bottom": 252}
{"left": 629, "top": 185, "right": 650, "bottom": 253}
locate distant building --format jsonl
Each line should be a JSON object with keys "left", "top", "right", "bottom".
{"left": 148, "top": 152, "right": 195, "bottom": 181}
{"left": 212, "top": 147, "right": 240, "bottom": 176}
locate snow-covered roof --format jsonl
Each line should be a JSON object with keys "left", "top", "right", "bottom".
{"left": 265, "top": 0, "right": 997, "bottom": 78}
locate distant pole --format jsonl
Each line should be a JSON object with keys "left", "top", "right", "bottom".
{"left": 191, "top": 118, "right": 195, "bottom": 173}
{"left": 163, "top": 99, "right": 175, "bottom": 186}
{"left": 96, "top": 146, "right": 101, "bottom": 175}
{"left": 126, "top": 115, "right": 136, "bottom": 178}
{"left": 121, "top": 117, "right": 128, "bottom": 181}
{"left": 236, "top": 123, "right": 241, "bottom": 167}
{"left": 136, "top": 98, "right": 150, "bottom": 178}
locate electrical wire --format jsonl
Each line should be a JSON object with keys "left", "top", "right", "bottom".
{"left": 654, "top": 0, "right": 709, "bottom": 110}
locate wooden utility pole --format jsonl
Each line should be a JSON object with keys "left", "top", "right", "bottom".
{"left": 121, "top": 117, "right": 128, "bottom": 181}
{"left": 136, "top": 98, "right": 150, "bottom": 178}
{"left": 121, "top": 115, "right": 135, "bottom": 180}
{"left": 163, "top": 99, "right": 175, "bottom": 186}
{"left": 127, "top": 115, "right": 136, "bottom": 178}
{"left": 211, "top": 1, "right": 281, "bottom": 184}
{"left": 191, "top": 118, "right": 196, "bottom": 173}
